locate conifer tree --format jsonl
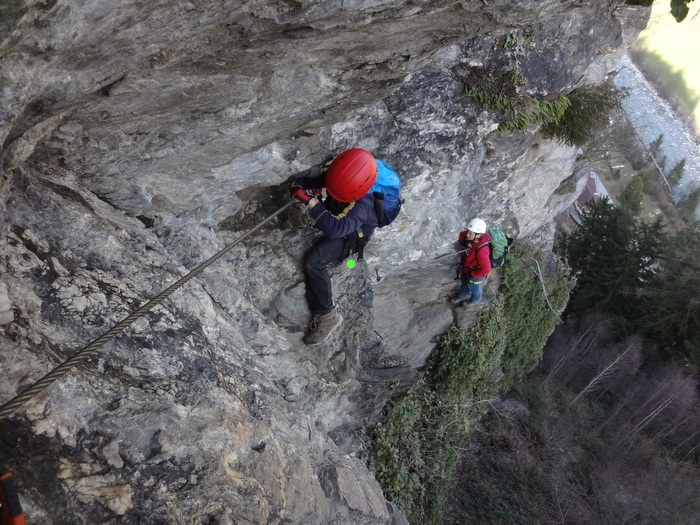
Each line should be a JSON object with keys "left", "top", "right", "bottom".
{"left": 639, "top": 226, "right": 700, "bottom": 364}
{"left": 618, "top": 176, "right": 644, "bottom": 215}
{"left": 668, "top": 158, "right": 686, "bottom": 186}
{"left": 565, "top": 198, "right": 663, "bottom": 328}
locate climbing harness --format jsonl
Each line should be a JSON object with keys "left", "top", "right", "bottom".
{"left": 0, "top": 201, "right": 295, "bottom": 420}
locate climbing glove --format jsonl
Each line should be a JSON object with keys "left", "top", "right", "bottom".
{"left": 291, "top": 187, "right": 312, "bottom": 205}
{"left": 290, "top": 178, "right": 311, "bottom": 204}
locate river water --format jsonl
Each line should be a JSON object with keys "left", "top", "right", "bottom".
{"left": 614, "top": 54, "right": 700, "bottom": 209}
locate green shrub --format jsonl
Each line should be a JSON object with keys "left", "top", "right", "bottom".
{"left": 426, "top": 312, "right": 506, "bottom": 396}
{"left": 499, "top": 244, "right": 573, "bottom": 385}
{"left": 464, "top": 66, "right": 571, "bottom": 133}
{"left": 365, "top": 245, "right": 574, "bottom": 524}
{"left": 367, "top": 317, "right": 506, "bottom": 520}
{"left": 365, "top": 392, "right": 426, "bottom": 514}
{"left": 465, "top": 69, "right": 625, "bottom": 143}
{"left": 497, "top": 97, "right": 571, "bottom": 132}
{"left": 542, "top": 84, "right": 627, "bottom": 146}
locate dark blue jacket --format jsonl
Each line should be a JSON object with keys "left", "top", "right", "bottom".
{"left": 297, "top": 175, "right": 378, "bottom": 240}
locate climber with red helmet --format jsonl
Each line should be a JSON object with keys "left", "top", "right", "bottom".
{"left": 289, "top": 148, "right": 379, "bottom": 346}
{"left": 453, "top": 217, "right": 491, "bottom": 306}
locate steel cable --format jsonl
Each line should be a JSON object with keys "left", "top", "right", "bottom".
{"left": 0, "top": 201, "right": 295, "bottom": 419}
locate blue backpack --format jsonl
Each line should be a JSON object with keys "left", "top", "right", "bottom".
{"left": 371, "top": 160, "right": 402, "bottom": 227}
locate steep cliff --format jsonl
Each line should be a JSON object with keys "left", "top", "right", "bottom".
{"left": 0, "top": 1, "right": 648, "bottom": 523}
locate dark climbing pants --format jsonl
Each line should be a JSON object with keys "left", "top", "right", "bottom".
{"left": 304, "top": 237, "right": 358, "bottom": 316}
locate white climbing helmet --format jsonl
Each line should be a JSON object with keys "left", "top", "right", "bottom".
{"left": 467, "top": 217, "right": 487, "bottom": 234}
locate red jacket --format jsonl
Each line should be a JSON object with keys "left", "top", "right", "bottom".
{"left": 457, "top": 231, "right": 491, "bottom": 280}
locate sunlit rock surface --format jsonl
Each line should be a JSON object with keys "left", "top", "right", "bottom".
{"left": 0, "top": 1, "right": 648, "bottom": 523}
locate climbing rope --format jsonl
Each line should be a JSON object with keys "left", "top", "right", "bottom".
{"left": 378, "top": 246, "right": 467, "bottom": 274}
{"left": 0, "top": 201, "right": 295, "bottom": 420}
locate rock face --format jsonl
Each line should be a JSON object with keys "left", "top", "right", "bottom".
{"left": 0, "top": 1, "right": 648, "bottom": 524}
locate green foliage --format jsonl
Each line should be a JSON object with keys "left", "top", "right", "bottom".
{"left": 566, "top": 198, "right": 700, "bottom": 363}
{"left": 465, "top": 69, "right": 624, "bottom": 140}
{"left": 649, "top": 133, "right": 665, "bottom": 157}
{"left": 365, "top": 393, "right": 426, "bottom": 513}
{"left": 499, "top": 245, "right": 573, "bottom": 385}
{"left": 497, "top": 97, "right": 571, "bottom": 133}
{"left": 366, "top": 383, "right": 478, "bottom": 518}
{"left": 619, "top": 176, "right": 644, "bottom": 215}
{"left": 464, "top": 66, "right": 570, "bottom": 133}
{"left": 640, "top": 170, "right": 657, "bottom": 194}
{"left": 368, "top": 314, "right": 508, "bottom": 520}
{"left": 680, "top": 188, "right": 700, "bottom": 223}
{"left": 671, "top": 0, "right": 694, "bottom": 22}
{"left": 631, "top": 156, "right": 647, "bottom": 171}
{"left": 426, "top": 316, "right": 506, "bottom": 397}
{"left": 542, "top": 84, "right": 626, "bottom": 146}
{"left": 507, "top": 68, "right": 526, "bottom": 87}
{"left": 638, "top": 226, "right": 700, "bottom": 363}
{"left": 625, "top": 0, "right": 695, "bottom": 23}
{"left": 668, "top": 158, "right": 686, "bottom": 186}
{"left": 365, "top": 245, "right": 574, "bottom": 523}
{"left": 465, "top": 85, "right": 511, "bottom": 113}
{"left": 464, "top": 67, "right": 523, "bottom": 114}
{"left": 565, "top": 198, "right": 664, "bottom": 323}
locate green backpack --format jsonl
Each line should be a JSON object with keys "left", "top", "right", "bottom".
{"left": 478, "top": 228, "right": 514, "bottom": 269}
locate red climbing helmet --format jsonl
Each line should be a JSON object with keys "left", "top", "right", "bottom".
{"left": 325, "top": 148, "right": 378, "bottom": 203}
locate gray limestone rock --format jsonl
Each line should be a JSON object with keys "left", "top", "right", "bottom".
{"left": 0, "top": 0, "right": 648, "bottom": 523}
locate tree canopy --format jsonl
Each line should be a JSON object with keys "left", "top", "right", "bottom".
{"left": 626, "top": 0, "right": 696, "bottom": 22}
{"left": 565, "top": 198, "right": 700, "bottom": 364}
{"left": 565, "top": 198, "right": 663, "bottom": 321}
{"left": 638, "top": 225, "right": 700, "bottom": 362}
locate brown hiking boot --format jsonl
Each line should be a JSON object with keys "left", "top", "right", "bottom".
{"left": 303, "top": 309, "right": 343, "bottom": 346}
